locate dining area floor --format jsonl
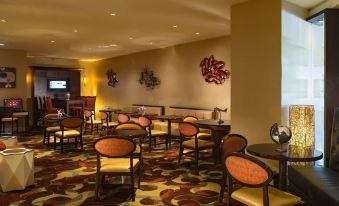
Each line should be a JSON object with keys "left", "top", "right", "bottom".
{"left": 0, "top": 134, "right": 237, "bottom": 206}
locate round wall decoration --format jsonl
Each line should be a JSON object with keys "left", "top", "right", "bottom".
{"left": 200, "top": 55, "right": 230, "bottom": 84}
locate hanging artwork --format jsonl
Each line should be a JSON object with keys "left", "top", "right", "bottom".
{"left": 0, "top": 67, "right": 16, "bottom": 88}
{"left": 106, "top": 69, "right": 118, "bottom": 87}
{"left": 139, "top": 67, "right": 160, "bottom": 90}
{"left": 200, "top": 55, "right": 230, "bottom": 84}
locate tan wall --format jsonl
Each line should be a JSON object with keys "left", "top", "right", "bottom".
{"left": 231, "top": 0, "right": 282, "bottom": 146}
{"left": 80, "top": 36, "right": 231, "bottom": 118}
{"left": 0, "top": 49, "right": 31, "bottom": 109}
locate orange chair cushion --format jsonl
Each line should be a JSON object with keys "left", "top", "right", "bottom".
{"left": 0, "top": 141, "right": 6, "bottom": 151}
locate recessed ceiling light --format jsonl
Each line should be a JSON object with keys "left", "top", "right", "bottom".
{"left": 73, "top": 29, "right": 78, "bottom": 33}
{"left": 110, "top": 44, "right": 117, "bottom": 47}
{"left": 0, "top": 43, "right": 5, "bottom": 46}
{"left": 110, "top": 13, "right": 116, "bottom": 16}
{"left": 149, "top": 42, "right": 153, "bottom": 45}
{"left": 195, "top": 32, "right": 200, "bottom": 35}
{"left": 129, "top": 37, "right": 133, "bottom": 40}
{"left": 1, "top": 19, "right": 6, "bottom": 23}
{"left": 50, "top": 40, "right": 55, "bottom": 43}
{"left": 172, "top": 25, "right": 178, "bottom": 28}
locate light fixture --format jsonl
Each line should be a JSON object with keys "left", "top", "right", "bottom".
{"left": 50, "top": 40, "right": 55, "bottom": 43}
{"left": 289, "top": 105, "right": 315, "bottom": 148}
{"left": 0, "top": 43, "right": 5, "bottom": 46}
{"left": 1, "top": 19, "right": 6, "bottom": 23}
{"left": 172, "top": 25, "right": 178, "bottom": 28}
{"left": 73, "top": 29, "right": 78, "bottom": 33}
{"left": 129, "top": 37, "right": 133, "bottom": 40}
{"left": 195, "top": 32, "right": 200, "bottom": 35}
{"left": 109, "top": 44, "right": 117, "bottom": 47}
{"left": 110, "top": 13, "right": 116, "bottom": 16}
{"left": 149, "top": 42, "right": 153, "bottom": 45}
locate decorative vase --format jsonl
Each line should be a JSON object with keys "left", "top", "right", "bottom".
{"left": 65, "top": 92, "right": 71, "bottom": 100}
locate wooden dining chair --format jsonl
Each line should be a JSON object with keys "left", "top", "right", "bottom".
{"left": 219, "top": 134, "right": 247, "bottom": 202}
{"left": 117, "top": 113, "right": 130, "bottom": 123}
{"left": 42, "top": 113, "right": 61, "bottom": 146}
{"left": 138, "top": 116, "right": 168, "bottom": 152}
{"left": 183, "top": 116, "right": 212, "bottom": 140}
{"left": 100, "top": 111, "right": 118, "bottom": 131}
{"left": 54, "top": 117, "right": 84, "bottom": 152}
{"left": 84, "top": 110, "right": 102, "bottom": 134}
{"left": 94, "top": 136, "right": 141, "bottom": 201}
{"left": 115, "top": 122, "right": 144, "bottom": 166}
{"left": 178, "top": 122, "right": 215, "bottom": 169}
{"left": 224, "top": 153, "right": 302, "bottom": 206}
{"left": 0, "top": 107, "right": 19, "bottom": 135}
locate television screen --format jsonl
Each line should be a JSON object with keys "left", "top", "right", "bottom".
{"left": 47, "top": 79, "right": 69, "bottom": 91}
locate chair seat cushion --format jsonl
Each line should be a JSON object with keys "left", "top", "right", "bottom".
{"left": 102, "top": 121, "right": 119, "bottom": 127}
{"left": 199, "top": 128, "right": 211, "bottom": 134}
{"left": 288, "top": 166, "right": 339, "bottom": 206}
{"left": 46, "top": 126, "right": 60, "bottom": 132}
{"left": 100, "top": 158, "right": 139, "bottom": 172}
{"left": 151, "top": 129, "right": 167, "bottom": 136}
{"left": 182, "top": 139, "right": 214, "bottom": 149}
{"left": 55, "top": 130, "right": 80, "bottom": 137}
{"left": 232, "top": 186, "right": 301, "bottom": 206}
{"left": 86, "top": 120, "right": 101, "bottom": 124}
{"left": 197, "top": 132, "right": 212, "bottom": 140}
{"left": 1, "top": 117, "right": 18, "bottom": 122}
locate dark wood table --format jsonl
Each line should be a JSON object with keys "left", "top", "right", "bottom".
{"left": 247, "top": 143, "right": 323, "bottom": 191}
{"left": 157, "top": 115, "right": 183, "bottom": 149}
{"left": 195, "top": 119, "right": 231, "bottom": 160}
{"left": 113, "top": 129, "right": 147, "bottom": 138}
{"left": 99, "top": 109, "right": 121, "bottom": 121}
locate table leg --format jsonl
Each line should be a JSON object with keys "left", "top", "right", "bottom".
{"left": 279, "top": 160, "right": 287, "bottom": 191}
{"left": 211, "top": 129, "right": 229, "bottom": 162}
{"left": 25, "top": 114, "right": 29, "bottom": 132}
{"left": 168, "top": 120, "right": 172, "bottom": 150}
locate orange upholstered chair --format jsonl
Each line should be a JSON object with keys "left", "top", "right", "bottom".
{"left": 84, "top": 110, "right": 102, "bottom": 134}
{"left": 94, "top": 136, "right": 141, "bottom": 201}
{"left": 100, "top": 111, "right": 118, "bottom": 131}
{"left": 183, "top": 116, "right": 212, "bottom": 140}
{"left": 178, "top": 122, "right": 215, "bottom": 169}
{"left": 219, "top": 134, "right": 247, "bottom": 202}
{"left": 42, "top": 113, "right": 60, "bottom": 146}
{"left": 224, "top": 153, "right": 301, "bottom": 206}
{"left": 138, "top": 116, "right": 168, "bottom": 152}
{"left": 117, "top": 113, "right": 130, "bottom": 124}
{"left": 54, "top": 117, "right": 84, "bottom": 152}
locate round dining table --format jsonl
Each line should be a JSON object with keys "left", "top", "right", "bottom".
{"left": 156, "top": 115, "right": 183, "bottom": 149}
{"left": 195, "top": 119, "right": 231, "bottom": 160}
{"left": 247, "top": 143, "right": 323, "bottom": 191}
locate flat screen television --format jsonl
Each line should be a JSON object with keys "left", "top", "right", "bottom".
{"left": 47, "top": 79, "right": 69, "bottom": 91}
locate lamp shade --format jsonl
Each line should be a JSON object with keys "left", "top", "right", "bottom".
{"left": 289, "top": 105, "right": 315, "bottom": 148}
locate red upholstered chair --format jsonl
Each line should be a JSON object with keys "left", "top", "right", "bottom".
{"left": 219, "top": 134, "right": 248, "bottom": 202}
{"left": 46, "top": 97, "right": 59, "bottom": 114}
{"left": 138, "top": 116, "right": 168, "bottom": 152}
{"left": 224, "top": 153, "right": 301, "bottom": 206}
{"left": 94, "top": 136, "right": 141, "bottom": 201}
{"left": 4, "top": 98, "right": 23, "bottom": 109}
{"left": 178, "top": 122, "right": 215, "bottom": 169}
{"left": 84, "top": 96, "right": 96, "bottom": 116}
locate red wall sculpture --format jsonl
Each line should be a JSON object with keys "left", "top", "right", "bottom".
{"left": 200, "top": 55, "right": 230, "bottom": 84}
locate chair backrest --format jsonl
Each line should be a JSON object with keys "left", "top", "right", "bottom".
{"left": 183, "top": 116, "right": 198, "bottom": 123}
{"left": 116, "top": 122, "right": 143, "bottom": 130}
{"left": 100, "top": 111, "right": 108, "bottom": 121}
{"left": 118, "top": 113, "right": 130, "bottom": 123}
{"left": 85, "top": 96, "right": 96, "bottom": 110}
{"left": 138, "top": 116, "right": 151, "bottom": 128}
{"left": 46, "top": 97, "right": 54, "bottom": 110}
{"left": 225, "top": 153, "right": 273, "bottom": 187}
{"left": 84, "top": 110, "right": 93, "bottom": 118}
{"left": 222, "top": 134, "right": 248, "bottom": 156}
{"left": 179, "top": 122, "right": 199, "bottom": 137}
{"left": 4, "top": 98, "right": 23, "bottom": 109}
{"left": 0, "top": 106, "right": 14, "bottom": 118}
{"left": 94, "top": 136, "right": 136, "bottom": 158}
{"left": 60, "top": 117, "right": 84, "bottom": 129}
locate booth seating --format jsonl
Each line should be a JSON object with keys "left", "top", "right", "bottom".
{"left": 288, "top": 109, "right": 339, "bottom": 206}
{"left": 153, "top": 106, "right": 214, "bottom": 136}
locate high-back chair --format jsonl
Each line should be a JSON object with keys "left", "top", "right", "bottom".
{"left": 54, "top": 117, "right": 83, "bottom": 152}
{"left": 84, "top": 110, "right": 102, "bottom": 134}
{"left": 139, "top": 116, "right": 168, "bottom": 152}
{"left": 183, "top": 115, "right": 212, "bottom": 140}
{"left": 115, "top": 122, "right": 144, "bottom": 166}
{"left": 46, "top": 96, "right": 58, "bottom": 114}
{"left": 117, "top": 113, "right": 130, "bottom": 124}
{"left": 42, "top": 113, "right": 60, "bottom": 146}
{"left": 224, "top": 153, "right": 301, "bottom": 206}
{"left": 94, "top": 136, "right": 141, "bottom": 201}
{"left": 219, "top": 134, "right": 247, "bottom": 202}
{"left": 100, "top": 111, "right": 118, "bottom": 131}
{"left": 0, "top": 106, "right": 18, "bottom": 135}
{"left": 178, "top": 122, "right": 215, "bottom": 169}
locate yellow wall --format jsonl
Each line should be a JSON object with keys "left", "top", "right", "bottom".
{"left": 0, "top": 49, "right": 31, "bottom": 109}
{"left": 81, "top": 36, "right": 231, "bottom": 118}
{"left": 231, "top": 0, "right": 282, "bottom": 145}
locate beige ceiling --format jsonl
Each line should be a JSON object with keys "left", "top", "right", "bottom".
{"left": 0, "top": 0, "right": 230, "bottom": 60}
{"left": 286, "top": 0, "right": 326, "bottom": 9}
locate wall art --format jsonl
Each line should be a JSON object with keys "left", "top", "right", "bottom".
{"left": 0, "top": 67, "right": 16, "bottom": 88}
{"left": 200, "top": 55, "right": 230, "bottom": 84}
{"left": 106, "top": 69, "right": 118, "bottom": 87}
{"left": 139, "top": 67, "right": 160, "bottom": 90}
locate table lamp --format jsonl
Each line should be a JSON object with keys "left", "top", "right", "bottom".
{"left": 289, "top": 105, "right": 315, "bottom": 148}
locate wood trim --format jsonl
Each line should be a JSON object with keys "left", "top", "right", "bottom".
{"left": 169, "top": 106, "right": 213, "bottom": 111}
{"left": 31, "top": 66, "right": 83, "bottom": 71}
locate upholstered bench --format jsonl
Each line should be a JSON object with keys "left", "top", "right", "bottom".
{"left": 288, "top": 166, "right": 339, "bottom": 206}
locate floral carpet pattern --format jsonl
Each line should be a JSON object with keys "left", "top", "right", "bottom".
{"left": 0, "top": 134, "right": 233, "bottom": 206}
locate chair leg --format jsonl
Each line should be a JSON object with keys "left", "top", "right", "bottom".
{"left": 131, "top": 172, "right": 135, "bottom": 201}
{"left": 60, "top": 137, "right": 64, "bottom": 153}
{"left": 219, "top": 173, "right": 226, "bottom": 202}
{"left": 75, "top": 137, "right": 78, "bottom": 148}
{"left": 148, "top": 136, "right": 152, "bottom": 152}
{"left": 91, "top": 124, "right": 93, "bottom": 134}
{"left": 195, "top": 149, "right": 199, "bottom": 170}
{"left": 178, "top": 145, "right": 183, "bottom": 166}
{"left": 79, "top": 136, "right": 84, "bottom": 151}
{"left": 138, "top": 164, "right": 141, "bottom": 188}
{"left": 43, "top": 129, "right": 47, "bottom": 144}
{"left": 54, "top": 136, "right": 57, "bottom": 150}
{"left": 16, "top": 120, "right": 19, "bottom": 134}
{"left": 95, "top": 171, "right": 101, "bottom": 200}
{"left": 47, "top": 133, "right": 51, "bottom": 146}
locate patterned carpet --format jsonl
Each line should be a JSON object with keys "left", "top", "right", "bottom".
{"left": 0, "top": 134, "right": 234, "bottom": 206}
